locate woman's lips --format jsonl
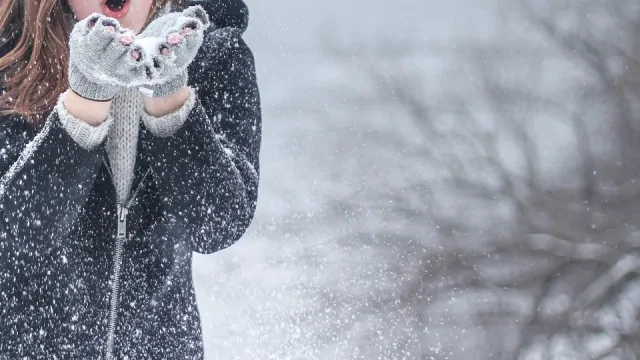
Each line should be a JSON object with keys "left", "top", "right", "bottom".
{"left": 102, "top": 0, "right": 130, "bottom": 19}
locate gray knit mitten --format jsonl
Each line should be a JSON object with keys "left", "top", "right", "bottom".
{"left": 68, "top": 14, "right": 141, "bottom": 101}
{"left": 132, "top": 5, "right": 210, "bottom": 98}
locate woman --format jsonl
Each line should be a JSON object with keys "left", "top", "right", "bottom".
{"left": 0, "top": 0, "right": 261, "bottom": 358}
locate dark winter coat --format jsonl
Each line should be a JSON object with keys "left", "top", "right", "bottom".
{"left": 0, "top": 0, "right": 261, "bottom": 358}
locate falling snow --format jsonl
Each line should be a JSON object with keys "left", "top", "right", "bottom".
{"left": 3, "top": 0, "right": 640, "bottom": 359}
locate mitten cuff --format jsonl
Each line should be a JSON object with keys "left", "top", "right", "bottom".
{"left": 57, "top": 91, "right": 113, "bottom": 150}
{"left": 141, "top": 86, "right": 196, "bottom": 137}
{"left": 68, "top": 62, "right": 118, "bottom": 101}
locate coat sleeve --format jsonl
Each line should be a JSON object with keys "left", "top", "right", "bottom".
{"left": 0, "top": 108, "right": 106, "bottom": 252}
{"left": 140, "top": 31, "right": 262, "bottom": 254}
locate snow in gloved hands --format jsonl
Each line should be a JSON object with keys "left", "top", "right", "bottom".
{"left": 68, "top": 14, "right": 138, "bottom": 100}
{"left": 132, "top": 5, "right": 210, "bottom": 86}
{"left": 68, "top": 5, "right": 210, "bottom": 99}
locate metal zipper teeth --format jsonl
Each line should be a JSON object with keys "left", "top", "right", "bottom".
{"left": 102, "top": 154, "right": 151, "bottom": 360}
{"left": 105, "top": 214, "right": 125, "bottom": 360}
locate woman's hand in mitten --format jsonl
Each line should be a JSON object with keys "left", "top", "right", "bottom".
{"left": 132, "top": 5, "right": 210, "bottom": 98}
{"left": 68, "top": 14, "right": 141, "bottom": 101}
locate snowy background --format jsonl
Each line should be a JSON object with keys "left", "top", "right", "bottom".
{"left": 193, "top": 1, "right": 640, "bottom": 359}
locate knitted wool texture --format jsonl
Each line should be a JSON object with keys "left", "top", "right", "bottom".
{"left": 57, "top": 3, "right": 193, "bottom": 205}
{"left": 107, "top": 87, "right": 142, "bottom": 204}
{"left": 57, "top": 87, "right": 194, "bottom": 204}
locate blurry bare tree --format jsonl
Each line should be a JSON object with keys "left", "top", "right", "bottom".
{"left": 312, "top": 0, "right": 640, "bottom": 359}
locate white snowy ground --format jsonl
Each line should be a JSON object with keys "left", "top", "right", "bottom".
{"left": 192, "top": 1, "right": 500, "bottom": 359}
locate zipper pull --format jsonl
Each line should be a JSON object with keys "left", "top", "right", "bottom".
{"left": 117, "top": 206, "right": 128, "bottom": 238}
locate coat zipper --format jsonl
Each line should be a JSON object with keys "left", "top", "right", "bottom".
{"left": 102, "top": 154, "right": 151, "bottom": 360}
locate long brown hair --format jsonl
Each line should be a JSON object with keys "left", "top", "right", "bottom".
{"left": 0, "top": 0, "right": 175, "bottom": 128}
